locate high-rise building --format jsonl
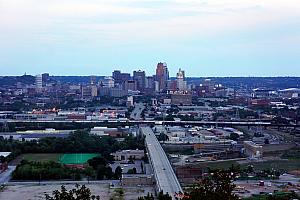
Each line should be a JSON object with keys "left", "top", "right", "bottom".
{"left": 112, "top": 70, "right": 131, "bottom": 85}
{"left": 155, "top": 62, "right": 169, "bottom": 92}
{"left": 42, "top": 73, "right": 49, "bottom": 83}
{"left": 176, "top": 68, "right": 187, "bottom": 91}
{"left": 112, "top": 70, "right": 121, "bottom": 83}
{"left": 133, "top": 70, "right": 146, "bottom": 92}
{"left": 123, "top": 80, "right": 137, "bottom": 92}
{"left": 101, "top": 77, "right": 115, "bottom": 88}
{"left": 145, "top": 76, "right": 155, "bottom": 89}
{"left": 35, "top": 74, "right": 43, "bottom": 89}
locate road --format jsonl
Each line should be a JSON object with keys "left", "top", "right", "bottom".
{"left": 0, "top": 166, "right": 16, "bottom": 184}
{"left": 130, "top": 103, "right": 145, "bottom": 120}
{"left": 141, "top": 127, "right": 183, "bottom": 199}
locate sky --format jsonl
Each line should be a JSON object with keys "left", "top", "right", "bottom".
{"left": 0, "top": 0, "right": 299, "bottom": 77}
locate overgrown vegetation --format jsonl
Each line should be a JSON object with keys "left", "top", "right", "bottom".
{"left": 12, "top": 160, "right": 80, "bottom": 180}
{"left": 138, "top": 191, "right": 172, "bottom": 200}
{"left": 183, "top": 169, "right": 239, "bottom": 200}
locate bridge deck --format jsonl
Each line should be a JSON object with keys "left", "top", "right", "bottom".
{"left": 141, "top": 127, "right": 183, "bottom": 199}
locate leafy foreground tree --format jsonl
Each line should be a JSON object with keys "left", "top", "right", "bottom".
{"left": 157, "top": 191, "right": 172, "bottom": 200}
{"left": 45, "top": 184, "right": 100, "bottom": 200}
{"left": 183, "top": 170, "right": 239, "bottom": 200}
{"left": 138, "top": 193, "right": 154, "bottom": 200}
{"left": 138, "top": 191, "right": 171, "bottom": 200}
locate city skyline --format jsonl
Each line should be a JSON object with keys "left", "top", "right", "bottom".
{"left": 0, "top": 0, "right": 300, "bottom": 76}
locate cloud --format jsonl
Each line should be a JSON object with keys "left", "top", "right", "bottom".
{"left": 0, "top": 0, "right": 299, "bottom": 76}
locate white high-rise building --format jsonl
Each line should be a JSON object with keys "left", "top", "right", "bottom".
{"left": 102, "top": 76, "right": 115, "bottom": 88}
{"left": 35, "top": 74, "right": 43, "bottom": 89}
{"left": 176, "top": 68, "right": 187, "bottom": 91}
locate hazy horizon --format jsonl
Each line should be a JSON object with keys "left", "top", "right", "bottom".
{"left": 2, "top": 73, "right": 300, "bottom": 78}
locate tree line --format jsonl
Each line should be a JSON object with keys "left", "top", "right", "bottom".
{"left": 0, "top": 130, "right": 145, "bottom": 162}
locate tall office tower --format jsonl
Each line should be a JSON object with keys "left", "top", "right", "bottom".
{"left": 176, "top": 68, "right": 187, "bottom": 91}
{"left": 145, "top": 76, "right": 155, "bottom": 89}
{"left": 42, "top": 73, "right": 49, "bottom": 83}
{"left": 133, "top": 70, "right": 146, "bottom": 92}
{"left": 35, "top": 74, "right": 43, "bottom": 89}
{"left": 112, "top": 70, "right": 121, "bottom": 84}
{"left": 156, "top": 62, "right": 169, "bottom": 92}
{"left": 112, "top": 70, "right": 131, "bottom": 85}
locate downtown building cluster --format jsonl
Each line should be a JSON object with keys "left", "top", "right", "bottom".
{"left": 78, "top": 62, "right": 196, "bottom": 105}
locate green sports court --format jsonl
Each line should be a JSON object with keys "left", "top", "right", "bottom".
{"left": 59, "top": 153, "right": 100, "bottom": 165}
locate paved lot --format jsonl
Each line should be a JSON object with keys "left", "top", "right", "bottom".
{"left": 0, "top": 183, "right": 155, "bottom": 200}
{"left": 234, "top": 174, "right": 300, "bottom": 198}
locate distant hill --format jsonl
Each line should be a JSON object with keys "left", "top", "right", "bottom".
{"left": 0, "top": 75, "right": 35, "bottom": 87}
{"left": 186, "top": 77, "right": 300, "bottom": 90}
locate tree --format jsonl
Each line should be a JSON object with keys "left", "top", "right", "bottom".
{"left": 157, "top": 191, "right": 172, "bottom": 200}
{"left": 84, "top": 167, "right": 95, "bottom": 182}
{"left": 114, "top": 166, "right": 122, "bottom": 179}
{"left": 138, "top": 193, "right": 154, "bottom": 200}
{"left": 127, "top": 168, "right": 137, "bottom": 174}
{"left": 88, "top": 156, "right": 108, "bottom": 170}
{"left": 229, "top": 133, "right": 239, "bottom": 141}
{"left": 183, "top": 170, "right": 239, "bottom": 200}
{"left": 96, "top": 165, "right": 113, "bottom": 180}
{"left": 264, "top": 138, "right": 270, "bottom": 144}
{"left": 45, "top": 184, "right": 100, "bottom": 200}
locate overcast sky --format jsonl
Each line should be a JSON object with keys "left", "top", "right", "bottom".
{"left": 0, "top": 0, "right": 299, "bottom": 77}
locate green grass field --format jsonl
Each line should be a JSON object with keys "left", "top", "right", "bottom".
{"left": 21, "top": 153, "right": 62, "bottom": 162}
{"left": 59, "top": 153, "right": 100, "bottom": 165}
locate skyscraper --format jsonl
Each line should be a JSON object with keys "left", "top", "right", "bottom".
{"left": 176, "top": 68, "right": 187, "bottom": 91}
{"left": 145, "top": 76, "right": 155, "bottom": 89}
{"left": 155, "top": 62, "right": 169, "bottom": 92}
{"left": 112, "top": 70, "right": 121, "bottom": 84}
{"left": 133, "top": 70, "right": 146, "bottom": 92}
{"left": 101, "top": 76, "right": 115, "bottom": 88}
{"left": 42, "top": 73, "right": 49, "bottom": 83}
{"left": 112, "top": 70, "right": 131, "bottom": 85}
{"left": 35, "top": 74, "right": 43, "bottom": 89}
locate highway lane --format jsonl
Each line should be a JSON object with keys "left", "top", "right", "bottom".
{"left": 130, "top": 103, "right": 145, "bottom": 120}
{"left": 141, "top": 127, "right": 183, "bottom": 199}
